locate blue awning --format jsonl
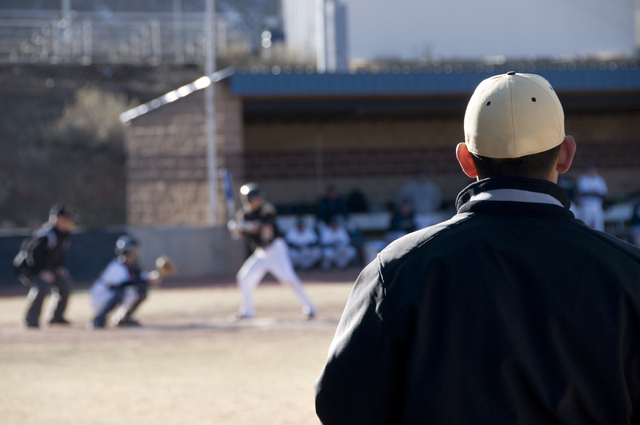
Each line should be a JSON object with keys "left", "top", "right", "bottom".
{"left": 229, "top": 62, "right": 640, "bottom": 98}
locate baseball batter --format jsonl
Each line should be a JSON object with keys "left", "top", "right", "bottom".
{"left": 89, "top": 236, "right": 160, "bottom": 329}
{"left": 229, "top": 183, "right": 316, "bottom": 321}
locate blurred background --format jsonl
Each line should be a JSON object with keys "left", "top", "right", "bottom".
{"left": 0, "top": 0, "right": 639, "bottom": 284}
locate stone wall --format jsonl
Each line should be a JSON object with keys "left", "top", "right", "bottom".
{"left": 126, "top": 89, "right": 640, "bottom": 219}
{"left": 124, "top": 80, "right": 246, "bottom": 278}
{"left": 566, "top": 110, "right": 640, "bottom": 199}
{"left": 125, "top": 81, "right": 244, "bottom": 227}
{"left": 244, "top": 110, "right": 640, "bottom": 210}
{"left": 244, "top": 116, "right": 467, "bottom": 209}
{"left": 128, "top": 225, "right": 245, "bottom": 279}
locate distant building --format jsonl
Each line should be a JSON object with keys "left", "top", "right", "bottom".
{"left": 281, "top": 0, "right": 315, "bottom": 64}
{"left": 636, "top": 0, "right": 640, "bottom": 54}
{"left": 282, "top": 0, "right": 348, "bottom": 72}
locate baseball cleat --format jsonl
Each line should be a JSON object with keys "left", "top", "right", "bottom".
{"left": 227, "top": 312, "right": 253, "bottom": 323}
{"left": 116, "top": 317, "right": 141, "bottom": 327}
{"left": 303, "top": 306, "right": 317, "bottom": 320}
{"left": 86, "top": 322, "right": 104, "bottom": 330}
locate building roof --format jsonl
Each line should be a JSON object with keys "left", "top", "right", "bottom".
{"left": 121, "top": 60, "right": 640, "bottom": 123}
{"left": 230, "top": 61, "right": 640, "bottom": 98}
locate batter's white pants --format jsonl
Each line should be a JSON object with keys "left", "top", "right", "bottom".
{"left": 236, "top": 237, "right": 316, "bottom": 317}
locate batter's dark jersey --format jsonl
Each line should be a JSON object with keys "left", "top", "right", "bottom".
{"left": 236, "top": 202, "right": 282, "bottom": 251}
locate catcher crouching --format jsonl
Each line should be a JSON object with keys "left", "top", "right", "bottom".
{"left": 88, "top": 236, "right": 176, "bottom": 329}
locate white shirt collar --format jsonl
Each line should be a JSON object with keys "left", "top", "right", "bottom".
{"left": 469, "top": 189, "right": 564, "bottom": 207}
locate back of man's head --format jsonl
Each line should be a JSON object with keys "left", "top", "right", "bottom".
{"left": 463, "top": 72, "right": 566, "bottom": 179}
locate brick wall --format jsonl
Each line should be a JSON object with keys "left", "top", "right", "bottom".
{"left": 243, "top": 117, "right": 466, "bottom": 209}
{"left": 126, "top": 87, "right": 640, "bottom": 223}
{"left": 125, "top": 81, "right": 244, "bottom": 226}
{"left": 567, "top": 111, "right": 640, "bottom": 199}
{"left": 244, "top": 110, "right": 640, "bottom": 210}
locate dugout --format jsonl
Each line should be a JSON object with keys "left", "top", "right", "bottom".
{"left": 122, "top": 60, "right": 640, "bottom": 277}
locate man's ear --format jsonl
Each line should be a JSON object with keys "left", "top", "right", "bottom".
{"left": 456, "top": 142, "right": 478, "bottom": 179}
{"left": 556, "top": 136, "right": 576, "bottom": 174}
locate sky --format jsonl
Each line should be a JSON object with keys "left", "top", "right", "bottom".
{"left": 341, "top": 0, "right": 637, "bottom": 61}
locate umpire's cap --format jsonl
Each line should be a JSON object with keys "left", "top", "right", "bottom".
{"left": 49, "top": 203, "right": 80, "bottom": 224}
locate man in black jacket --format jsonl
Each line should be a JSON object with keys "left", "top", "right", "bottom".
{"left": 15, "top": 204, "right": 77, "bottom": 328}
{"left": 314, "top": 72, "right": 640, "bottom": 424}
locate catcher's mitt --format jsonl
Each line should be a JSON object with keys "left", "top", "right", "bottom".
{"left": 155, "top": 255, "right": 177, "bottom": 278}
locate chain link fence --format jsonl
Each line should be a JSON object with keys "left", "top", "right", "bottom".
{"left": 0, "top": 8, "right": 249, "bottom": 65}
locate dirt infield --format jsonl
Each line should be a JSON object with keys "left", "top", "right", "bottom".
{"left": 0, "top": 269, "right": 360, "bottom": 425}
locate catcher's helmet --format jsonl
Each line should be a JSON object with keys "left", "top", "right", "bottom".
{"left": 115, "top": 235, "right": 139, "bottom": 256}
{"left": 239, "top": 182, "right": 263, "bottom": 205}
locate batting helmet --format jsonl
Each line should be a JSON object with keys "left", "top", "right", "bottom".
{"left": 239, "top": 182, "right": 263, "bottom": 206}
{"left": 115, "top": 235, "right": 139, "bottom": 256}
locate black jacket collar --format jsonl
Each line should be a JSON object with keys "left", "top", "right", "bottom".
{"left": 456, "top": 177, "right": 573, "bottom": 216}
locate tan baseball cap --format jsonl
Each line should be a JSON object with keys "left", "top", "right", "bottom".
{"left": 463, "top": 72, "right": 565, "bottom": 159}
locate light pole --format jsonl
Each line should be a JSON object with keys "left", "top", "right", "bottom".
{"left": 204, "top": 0, "right": 217, "bottom": 225}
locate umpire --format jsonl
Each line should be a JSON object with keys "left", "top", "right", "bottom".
{"left": 315, "top": 73, "right": 640, "bottom": 423}
{"left": 15, "top": 204, "right": 77, "bottom": 328}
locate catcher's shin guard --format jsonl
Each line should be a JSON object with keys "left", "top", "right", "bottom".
{"left": 93, "top": 288, "right": 124, "bottom": 327}
{"left": 112, "top": 284, "right": 147, "bottom": 326}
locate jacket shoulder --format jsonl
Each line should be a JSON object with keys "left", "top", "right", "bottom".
{"left": 378, "top": 213, "right": 472, "bottom": 280}
{"left": 570, "top": 219, "right": 640, "bottom": 263}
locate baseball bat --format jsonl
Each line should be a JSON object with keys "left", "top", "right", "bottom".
{"left": 219, "top": 167, "right": 236, "bottom": 219}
